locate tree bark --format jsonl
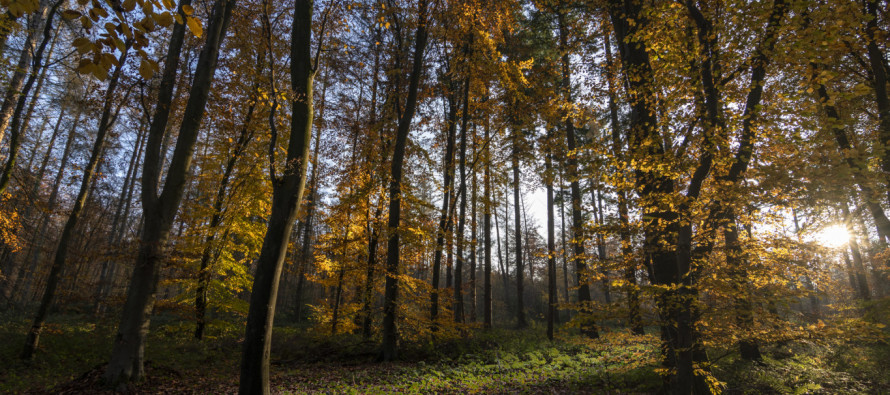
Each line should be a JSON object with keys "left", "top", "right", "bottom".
{"left": 194, "top": 77, "right": 259, "bottom": 340}
{"left": 558, "top": 11, "right": 595, "bottom": 337}
{"left": 22, "top": 42, "right": 129, "bottom": 360}
{"left": 0, "top": 0, "right": 58, "bottom": 194}
{"left": 238, "top": 0, "right": 314, "bottom": 392}
{"left": 483, "top": 117, "right": 492, "bottom": 328}
{"left": 104, "top": 0, "right": 232, "bottom": 386}
{"left": 0, "top": 1, "right": 49, "bottom": 149}
{"left": 430, "top": 83, "right": 458, "bottom": 325}
{"left": 454, "top": 77, "right": 470, "bottom": 324}
{"left": 381, "top": 0, "right": 428, "bottom": 360}
{"left": 603, "top": 29, "right": 643, "bottom": 335}
{"left": 511, "top": 128, "right": 525, "bottom": 328}
{"left": 546, "top": 134, "right": 557, "bottom": 340}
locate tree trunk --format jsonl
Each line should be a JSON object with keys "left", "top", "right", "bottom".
{"left": 0, "top": 1, "right": 49, "bottom": 149}
{"left": 483, "top": 118, "right": 492, "bottom": 329}
{"left": 238, "top": 0, "right": 314, "bottom": 392}
{"left": 558, "top": 11, "right": 595, "bottom": 338}
{"left": 194, "top": 83, "right": 258, "bottom": 340}
{"left": 862, "top": 0, "right": 890, "bottom": 207}
{"left": 511, "top": 129, "right": 525, "bottom": 328}
{"left": 105, "top": 0, "right": 232, "bottom": 386}
{"left": 381, "top": 0, "right": 428, "bottom": 361}
{"left": 0, "top": 0, "right": 58, "bottom": 194}
{"left": 469, "top": 125, "right": 477, "bottom": 323}
{"left": 430, "top": 83, "right": 458, "bottom": 325}
{"left": 546, "top": 135, "right": 556, "bottom": 340}
{"left": 603, "top": 30, "right": 642, "bottom": 334}
{"left": 454, "top": 77, "right": 470, "bottom": 324}
{"left": 22, "top": 43, "right": 129, "bottom": 360}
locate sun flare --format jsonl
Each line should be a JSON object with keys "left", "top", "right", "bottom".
{"left": 815, "top": 225, "right": 850, "bottom": 249}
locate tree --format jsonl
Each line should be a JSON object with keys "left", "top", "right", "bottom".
{"left": 104, "top": 0, "right": 235, "bottom": 386}
{"left": 380, "top": 0, "right": 428, "bottom": 361}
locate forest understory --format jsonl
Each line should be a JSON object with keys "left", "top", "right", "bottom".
{"left": 1, "top": 308, "right": 889, "bottom": 394}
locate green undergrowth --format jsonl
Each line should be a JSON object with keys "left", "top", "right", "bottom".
{"left": 1, "top": 311, "right": 888, "bottom": 394}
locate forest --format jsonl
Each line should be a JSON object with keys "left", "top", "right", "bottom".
{"left": 1, "top": 0, "right": 889, "bottom": 393}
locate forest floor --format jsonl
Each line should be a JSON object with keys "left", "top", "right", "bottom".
{"left": 1, "top": 310, "right": 888, "bottom": 394}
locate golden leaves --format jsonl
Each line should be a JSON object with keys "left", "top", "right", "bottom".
{"left": 186, "top": 16, "right": 203, "bottom": 38}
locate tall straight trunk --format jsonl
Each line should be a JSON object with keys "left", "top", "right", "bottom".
{"left": 501, "top": 184, "right": 510, "bottom": 306}
{"left": 96, "top": 125, "right": 146, "bottom": 312}
{"left": 30, "top": 109, "right": 65, "bottom": 199}
{"left": 22, "top": 42, "right": 129, "bottom": 360}
{"left": 194, "top": 76, "right": 260, "bottom": 340}
{"left": 603, "top": 30, "right": 642, "bottom": 334}
{"left": 239, "top": 0, "right": 314, "bottom": 392}
{"left": 0, "top": 1, "right": 49, "bottom": 148}
{"left": 430, "top": 87, "right": 458, "bottom": 324}
{"left": 361, "top": 34, "right": 383, "bottom": 338}
{"left": 558, "top": 11, "right": 595, "bottom": 337}
{"left": 0, "top": 0, "right": 58, "bottom": 194}
{"left": 705, "top": 0, "right": 785, "bottom": 362}
{"left": 295, "top": 120, "right": 323, "bottom": 322}
{"left": 511, "top": 130, "right": 525, "bottom": 328}
{"left": 331, "top": 110, "right": 362, "bottom": 336}
{"left": 12, "top": 110, "right": 81, "bottom": 305}
{"left": 862, "top": 0, "right": 890, "bottom": 207}
{"left": 608, "top": 1, "right": 702, "bottom": 391}
{"left": 454, "top": 77, "right": 470, "bottom": 324}
{"left": 105, "top": 0, "right": 233, "bottom": 386}
{"left": 482, "top": 119, "right": 492, "bottom": 328}
{"left": 593, "top": 188, "right": 611, "bottom": 304}
{"left": 545, "top": 136, "right": 557, "bottom": 340}
{"left": 18, "top": 20, "right": 59, "bottom": 161}
{"left": 362, "top": 201, "right": 382, "bottom": 338}
{"left": 381, "top": 0, "right": 428, "bottom": 361}
{"left": 560, "top": 182, "right": 570, "bottom": 305}
{"left": 469, "top": 126, "right": 477, "bottom": 323}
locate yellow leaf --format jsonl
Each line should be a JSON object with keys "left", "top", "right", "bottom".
{"left": 182, "top": 4, "right": 194, "bottom": 15}
{"left": 154, "top": 11, "right": 173, "bottom": 27}
{"left": 186, "top": 16, "right": 202, "bottom": 38}
{"left": 139, "top": 59, "right": 154, "bottom": 80}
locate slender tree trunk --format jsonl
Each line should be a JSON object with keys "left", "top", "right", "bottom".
{"left": 546, "top": 135, "right": 556, "bottom": 340}
{"left": 22, "top": 42, "right": 129, "bottom": 360}
{"left": 362, "top": 201, "right": 382, "bottom": 338}
{"left": 558, "top": 11, "right": 595, "bottom": 338}
{"left": 862, "top": 0, "right": 890, "bottom": 207}
{"left": 194, "top": 82, "right": 259, "bottom": 340}
{"left": 12, "top": 110, "right": 81, "bottom": 306}
{"left": 0, "top": 0, "right": 58, "bottom": 194}
{"left": 469, "top": 126, "right": 477, "bottom": 323}
{"left": 511, "top": 129, "right": 525, "bottom": 328}
{"left": 238, "top": 0, "right": 314, "bottom": 392}
{"left": 105, "top": 0, "right": 232, "bottom": 386}
{"left": 361, "top": 31, "right": 383, "bottom": 338}
{"left": 483, "top": 118, "right": 492, "bottom": 328}
{"left": 430, "top": 87, "right": 458, "bottom": 325}
{"left": 381, "top": 0, "right": 428, "bottom": 361}
{"left": 295, "top": 119, "right": 323, "bottom": 323}
{"left": 593, "top": 188, "right": 611, "bottom": 304}
{"left": 603, "top": 30, "right": 642, "bottom": 334}
{"left": 96, "top": 125, "right": 146, "bottom": 313}
{"left": 0, "top": 2, "right": 49, "bottom": 149}
{"left": 454, "top": 77, "right": 470, "bottom": 324}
